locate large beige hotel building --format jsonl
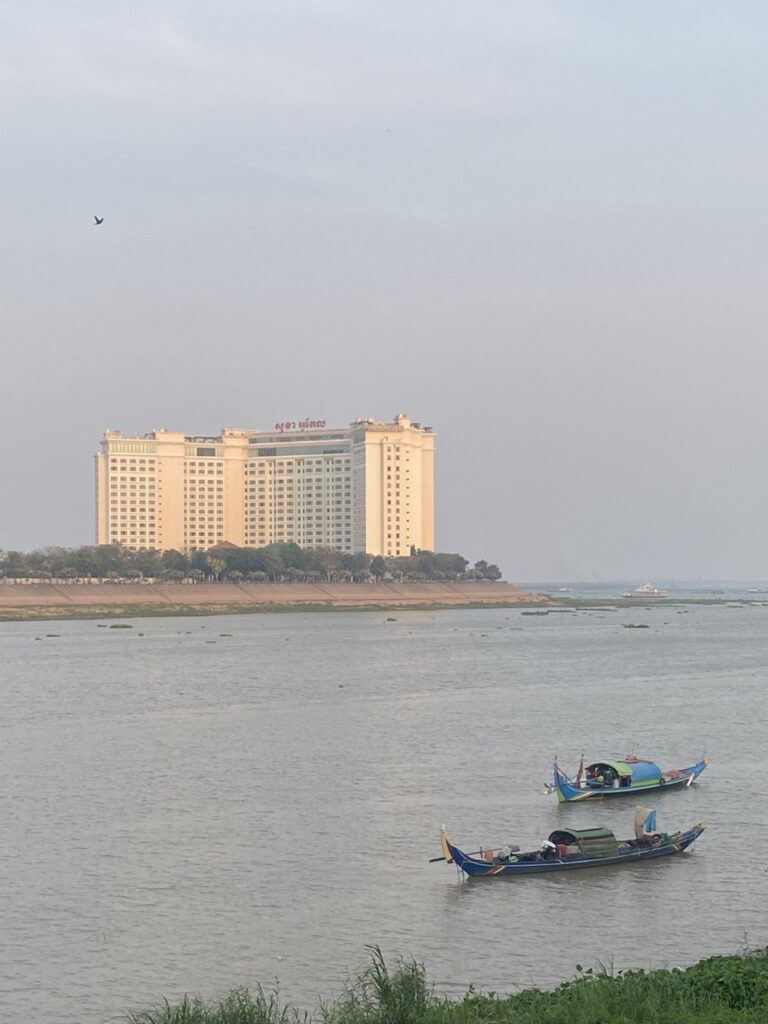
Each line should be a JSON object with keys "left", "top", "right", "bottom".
{"left": 95, "top": 414, "right": 435, "bottom": 556}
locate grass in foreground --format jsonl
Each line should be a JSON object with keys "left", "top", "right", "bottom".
{"left": 122, "top": 945, "right": 768, "bottom": 1024}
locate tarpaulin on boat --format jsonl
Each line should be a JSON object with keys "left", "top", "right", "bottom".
{"left": 587, "top": 760, "right": 662, "bottom": 785}
{"left": 547, "top": 826, "right": 620, "bottom": 858}
{"left": 623, "top": 760, "right": 662, "bottom": 783}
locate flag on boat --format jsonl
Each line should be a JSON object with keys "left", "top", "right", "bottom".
{"left": 575, "top": 755, "right": 585, "bottom": 785}
{"left": 634, "top": 805, "right": 650, "bottom": 840}
{"left": 633, "top": 806, "right": 658, "bottom": 840}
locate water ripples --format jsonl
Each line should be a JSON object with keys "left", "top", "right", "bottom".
{"left": 0, "top": 606, "right": 765, "bottom": 1022}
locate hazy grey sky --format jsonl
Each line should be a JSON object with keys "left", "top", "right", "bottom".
{"left": 3, "top": 1, "right": 768, "bottom": 580}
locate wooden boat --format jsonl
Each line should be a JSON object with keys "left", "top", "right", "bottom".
{"left": 439, "top": 813, "right": 705, "bottom": 878}
{"left": 549, "top": 754, "right": 708, "bottom": 802}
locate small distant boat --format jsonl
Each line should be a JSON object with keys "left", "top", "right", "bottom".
{"left": 622, "top": 583, "right": 667, "bottom": 598}
{"left": 549, "top": 754, "right": 708, "bottom": 802}
{"left": 558, "top": 586, "right": 573, "bottom": 593}
{"left": 437, "top": 811, "right": 705, "bottom": 878}
{"left": 748, "top": 587, "right": 765, "bottom": 594}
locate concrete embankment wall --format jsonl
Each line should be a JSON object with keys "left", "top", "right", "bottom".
{"left": 0, "top": 581, "right": 544, "bottom": 620}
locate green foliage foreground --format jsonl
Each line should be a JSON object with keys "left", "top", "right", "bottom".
{"left": 123, "top": 945, "right": 768, "bottom": 1024}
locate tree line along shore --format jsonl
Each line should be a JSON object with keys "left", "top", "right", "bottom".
{"left": 122, "top": 945, "right": 768, "bottom": 1024}
{"left": 0, "top": 544, "right": 532, "bottom": 620}
{"left": 0, "top": 543, "right": 502, "bottom": 584}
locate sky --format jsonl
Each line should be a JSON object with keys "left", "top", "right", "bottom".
{"left": 2, "top": 1, "right": 768, "bottom": 581}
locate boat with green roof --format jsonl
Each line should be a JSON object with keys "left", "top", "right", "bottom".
{"left": 549, "top": 753, "right": 708, "bottom": 802}
{"left": 438, "top": 810, "right": 706, "bottom": 878}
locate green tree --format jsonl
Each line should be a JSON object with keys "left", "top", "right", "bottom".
{"left": 162, "top": 549, "right": 190, "bottom": 574}
{"left": 159, "top": 568, "right": 185, "bottom": 582}
{"left": 342, "top": 552, "right": 371, "bottom": 580}
{"left": 205, "top": 555, "right": 226, "bottom": 581}
{"left": 311, "top": 546, "right": 343, "bottom": 581}
{"left": 1, "top": 551, "right": 28, "bottom": 577}
{"left": 370, "top": 555, "right": 387, "bottom": 579}
{"left": 435, "top": 552, "right": 469, "bottom": 577}
{"left": 255, "top": 550, "right": 284, "bottom": 581}
{"left": 472, "top": 559, "right": 502, "bottom": 581}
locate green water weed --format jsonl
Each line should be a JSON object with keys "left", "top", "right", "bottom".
{"left": 123, "top": 984, "right": 309, "bottom": 1024}
{"left": 325, "top": 946, "right": 432, "bottom": 1024}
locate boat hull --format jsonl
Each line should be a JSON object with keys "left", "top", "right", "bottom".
{"left": 444, "top": 825, "right": 705, "bottom": 878}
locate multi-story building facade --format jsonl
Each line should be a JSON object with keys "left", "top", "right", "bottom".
{"left": 95, "top": 414, "right": 435, "bottom": 556}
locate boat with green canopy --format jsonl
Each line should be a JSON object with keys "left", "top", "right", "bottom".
{"left": 437, "top": 810, "right": 705, "bottom": 878}
{"left": 549, "top": 753, "right": 708, "bottom": 802}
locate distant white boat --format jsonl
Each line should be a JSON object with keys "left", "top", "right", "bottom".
{"left": 558, "top": 586, "right": 573, "bottom": 593}
{"left": 747, "top": 587, "right": 765, "bottom": 594}
{"left": 622, "top": 583, "right": 667, "bottom": 598}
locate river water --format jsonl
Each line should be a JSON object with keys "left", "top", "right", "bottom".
{"left": 0, "top": 603, "right": 766, "bottom": 1023}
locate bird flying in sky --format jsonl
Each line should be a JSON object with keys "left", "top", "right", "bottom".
{"left": 94, "top": 216, "right": 104, "bottom": 225}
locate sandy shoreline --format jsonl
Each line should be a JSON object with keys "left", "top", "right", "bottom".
{"left": 0, "top": 580, "right": 545, "bottom": 621}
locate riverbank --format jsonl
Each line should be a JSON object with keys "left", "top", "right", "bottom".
{"left": 123, "top": 946, "right": 768, "bottom": 1024}
{"left": 0, "top": 580, "right": 545, "bottom": 621}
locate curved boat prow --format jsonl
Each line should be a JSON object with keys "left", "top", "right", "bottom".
{"left": 679, "top": 821, "right": 707, "bottom": 850}
{"left": 439, "top": 825, "right": 454, "bottom": 864}
{"left": 552, "top": 762, "right": 586, "bottom": 803}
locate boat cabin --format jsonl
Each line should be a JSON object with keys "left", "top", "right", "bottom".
{"left": 547, "top": 827, "right": 619, "bottom": 859}
{"left": 585, "top": 760, "right": 661, "bottom": 789}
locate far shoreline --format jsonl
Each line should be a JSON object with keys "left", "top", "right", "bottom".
{"left": 0, "top": 579, "right": 545, "bottom": 622}
{"left": 0, "top": 579, "right": 759, "bottom": 622}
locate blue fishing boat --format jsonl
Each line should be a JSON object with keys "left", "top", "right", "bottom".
{"left": 438, "top": 810, "right": 705, "bottom": 878}
{"left": 549, "top": 753, "right": 708, "bottom": 802}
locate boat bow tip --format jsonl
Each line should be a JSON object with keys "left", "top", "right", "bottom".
{"left": 439, "top": 826, "right": 454, "bottom": 864}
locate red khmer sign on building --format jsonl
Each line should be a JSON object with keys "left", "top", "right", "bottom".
{"left": 274, "top": 419, "right": 327, "bottom": 433}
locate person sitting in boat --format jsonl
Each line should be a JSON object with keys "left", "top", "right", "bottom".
{"left": 539, "top": 840, "right": 557, "bottom": 860}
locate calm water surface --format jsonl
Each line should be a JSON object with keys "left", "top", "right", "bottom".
{"left": 0, "top": 604, "right": 766, "bottom": 1023}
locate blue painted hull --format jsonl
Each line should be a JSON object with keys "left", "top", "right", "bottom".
{"left": 443, "top": 824, "right": 705, "bottom": 877}
{"left": 553, "top": 757, "right": 708, "bottom": 802}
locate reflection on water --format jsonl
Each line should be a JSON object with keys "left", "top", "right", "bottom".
{"left": 0, "top": 605, "right": 766, "bottom": 1023}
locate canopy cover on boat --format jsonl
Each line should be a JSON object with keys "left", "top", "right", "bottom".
{"left": 587, "top": 760, "right": 662, "bottom": 784}
{"left": 547, "top": 826, "right": 620, "bottom": 858}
